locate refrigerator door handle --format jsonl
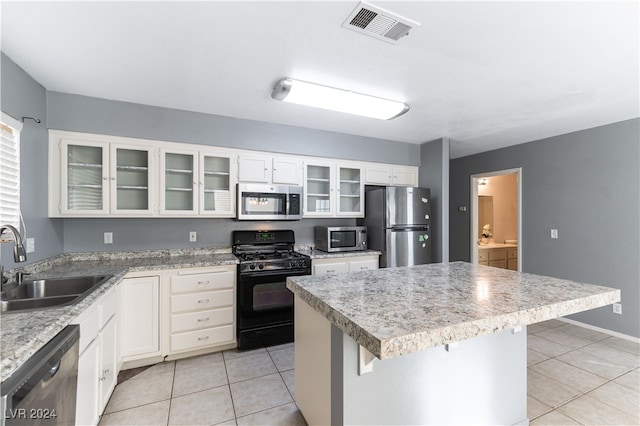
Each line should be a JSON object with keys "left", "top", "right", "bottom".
{"left": 390, "top": 226, "right": 430, "bottom": 232}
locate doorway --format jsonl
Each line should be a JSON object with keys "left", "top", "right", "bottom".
{"left": 470, "top": 168, "right": 522, "bottom": 271}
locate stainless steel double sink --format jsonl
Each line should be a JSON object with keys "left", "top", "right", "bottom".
{"left": 0, "top": 275, "right": 112, "bottom": 313}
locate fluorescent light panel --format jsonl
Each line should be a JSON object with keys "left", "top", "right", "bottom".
{"left": 271, "top": 78, "right": 409, "bottom": 120}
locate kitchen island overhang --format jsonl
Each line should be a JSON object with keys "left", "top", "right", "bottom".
{"left": 286, "top": 262, "right": 620, "bottom": 425}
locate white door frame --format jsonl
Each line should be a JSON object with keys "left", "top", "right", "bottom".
{"left": 470, "top": 168, "right": 522, "bottom": 271}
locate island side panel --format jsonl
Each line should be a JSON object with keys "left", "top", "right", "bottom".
{"left": 340, "top": 328, "right": 529, "bottom": 426}
{"left": 294, "top": 294, "right": 332, "bottom": 425}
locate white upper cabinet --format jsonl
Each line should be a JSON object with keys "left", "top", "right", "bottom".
{"left": 238, "top": 154, "right": 301, "bottom": 185}
{"left": 303, "top": 161, "right": 364, "bottom": 218}
{"left": 160, "top": 149, "right": 199, "bottom": 215}
{"left": 336, "top": 164, "right": 364, "bottom": 217}
{"left": 50, "top": 130, "right": 415, "bottom": 218}
{"left": 303, "top": 161, "right": 335, "bottom": 217}
{"left": 199, "top": 151, "right": 236, "bottom": 216}
{"left": 53, "top": 134, "right": 155, "bottom": 216}
{"left": 365, "top": 164, "right": 418, "bottom": 187}
{"left": 111, "top": 144, "right": 155, "bottom": 215}
{"left": 60, "top": 139, "right": 110, "bottom": 215}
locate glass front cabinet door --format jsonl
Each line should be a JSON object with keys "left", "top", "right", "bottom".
{"left": 110, "top": 144, "right": 154, "bottom": 215}
{"left": 160, "top": 149, "right": 198, "bottom": 215}
{"left": 336, "top": 164, "right": 364, "bottom": 217}
{"left": 303, "top": 162, "right": 335, "bottom": 217}
{"left": 61, "top": 140, "right": 110, "bottom": 215}
{"left": 199, "top": 152, "right": 235, "bottom": 216}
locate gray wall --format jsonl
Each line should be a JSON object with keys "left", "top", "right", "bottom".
{"left": 47, "top": 91, "right": 420, "bottom": 165}
{"left": 419, "top": 138, "right": 450, "bottom": 263}
{"left": 450, "top": 119, "right": 640, "bottom": 338}
{"left": 1, "top": 53, "right": 63, "bottom": 269}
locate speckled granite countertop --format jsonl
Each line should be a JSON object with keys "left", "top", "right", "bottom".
{"left": 295, "top": 247, "right": 381, "bottom": 259}
{"left": 1, "top": 247, "right": 238, "bottom": 382}
{"left": 477, "top": 243, "right": 518, "bottom": 249}
{"left": 286, "top": 262, "right": 620, "bottom": 360}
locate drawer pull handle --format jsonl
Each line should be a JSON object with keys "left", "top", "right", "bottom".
{"left": 197, "top": 317, "right": 210, "bottom": 322}
{"left": 197, "top": 281, "right": 210, "bottom": 285}
{"left": 197, "top": 299, "right": 210, "bottom": 304}
{"left": 327, "top": 269, "right": 335, "bottom": 273}
{"left": 198, "top": 336, "right": 210, "bottom": 341}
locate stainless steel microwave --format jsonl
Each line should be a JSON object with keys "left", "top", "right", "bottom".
{"left": 314, "top": 226, "right": 367, "bottom": 252}
{"left": 237, "top": 183, "right": 303, "bottom": 221}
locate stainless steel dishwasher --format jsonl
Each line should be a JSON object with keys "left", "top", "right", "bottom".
{"left": 1, "top": 325, "right": 79, "bottom": 426}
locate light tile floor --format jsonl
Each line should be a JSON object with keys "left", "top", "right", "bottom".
{"left": 99, "top": 320, "right": 639, "bottom": 425}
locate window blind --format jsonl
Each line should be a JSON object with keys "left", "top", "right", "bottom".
{"left": 0, "top": 113, "right": 22, "bottom": 230}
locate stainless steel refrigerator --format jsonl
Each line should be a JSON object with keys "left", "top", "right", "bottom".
{"left": 362, "top": 186, "right": 431, "bottom": 267}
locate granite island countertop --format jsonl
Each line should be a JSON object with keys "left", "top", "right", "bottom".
{"left": 1, "top": 248, "right": 238, "bottom": 382}
{"left": 286, "top": 262, "right": 620, "bottom": 360}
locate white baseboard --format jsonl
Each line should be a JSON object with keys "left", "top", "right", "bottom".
{"left": 558, "top": 317, "right": 640, "bottom": 343}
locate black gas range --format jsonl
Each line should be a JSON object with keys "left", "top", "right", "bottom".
{"left": 232, "top": 230, "right": 311, "bottom": 349}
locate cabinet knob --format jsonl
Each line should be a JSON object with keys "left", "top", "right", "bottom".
{"left": 197, "top": 336, "right": 210, "bottom": 341}
{"left": 197, "top": 317, "right": 210, "bottom": 322}
{"left": 197, "top": 299, "right": 210, "bottom": 304}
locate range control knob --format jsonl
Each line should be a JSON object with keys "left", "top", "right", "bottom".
{"left": 249, "top": 264, "right": 256, "bottom": 270}
{"left": 258, "top": 263, "right": 265, "bottom": 270}
{"left": 300, "top": 260, "right": 307, "bottom": 267}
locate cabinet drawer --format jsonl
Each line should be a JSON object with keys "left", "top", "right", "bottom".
{"left": 171, "top": 270, "right": 234, "bottom": 294}
{"left": 170, "top": 324, "right": 234, "bottom": 352}
{"left": 507, "top": 248, "right": 518, "bottom": 259}
{"left": 488, "top": 249, "right": 507, "bottom": 261}
{"left": 349, "top": 259, "right": 379, "bottom": 271}
{"left": 478, "top": 251, "right": 489, "bottom": 262}
{"left": 171, "top": 290, "right": 234, "bottom": 313}
{"left": 171, "top": 307, "right": 234, "bottom": 333}
{"left": 99, "top": 289, "right": 118, "bottom": 328}
{"left": 313, "top": 262, "right": 348, "bottom": 275}
{"left": 74, "top": 306, "right": 99, "bottom": 354}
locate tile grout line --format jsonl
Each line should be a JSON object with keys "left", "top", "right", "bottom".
{"left": 527, "top": 333, "right": 639, "bottom": 424}
{"left": 165, "top": 362, "right": 176, "bottom": 426}
{"left": 222, "top": 351, "right": 239, "bottom": 422}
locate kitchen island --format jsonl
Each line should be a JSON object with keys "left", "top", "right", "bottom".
{"left": 286, "top": 262, "right": 620, "bottom": 425}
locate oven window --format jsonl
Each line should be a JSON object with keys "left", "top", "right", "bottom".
{"left": 330, "top": 231, "right": 356, "bottom": 248}
{"left": 241, "top": 192, "right": 286, "bottom": 216}
{"left": 253, "top": 282, "right": 293, "bottom": 311}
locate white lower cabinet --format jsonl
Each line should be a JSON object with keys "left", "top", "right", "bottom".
{"left": 73, "top": 285, "right": 120, "bottom": 426}
{"left": 120, "top": 275, "right": 160, "bottom": 362}
{"left": 167, "top": 266, "right": 236, "bottom": 356}
{"left": 312, "top": 255, "right": 380, "bottom": 275}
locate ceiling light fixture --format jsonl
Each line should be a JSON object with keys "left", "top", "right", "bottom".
{"left": 271, "top": 78, "right": 409, "bottom": 120}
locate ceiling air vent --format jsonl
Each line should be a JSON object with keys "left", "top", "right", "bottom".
{"left": 342, "top": 2, "right": 420, "bottom": 43}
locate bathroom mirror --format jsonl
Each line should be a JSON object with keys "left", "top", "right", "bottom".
{"left": 478, "top": 196, "right": 493, "bottom": 239}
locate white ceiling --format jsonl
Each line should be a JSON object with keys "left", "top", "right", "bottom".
{"left": 2, "top": 1, "right": 638, "bottom": 158}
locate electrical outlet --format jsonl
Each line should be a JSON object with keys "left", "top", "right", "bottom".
{"left": 104, "top": 232, "right": 113, "bottom": 244}
{"left": 189, "top": 231, "right": 197, "bottom": 242}
{"left": 26, "top": 238, "right": 35, "bottom": 253}
{"left": 613, "top": 303, "right": 622, "bottom": 315}
{"left": 550, "top": 229, "right": 558, "bottom": 239}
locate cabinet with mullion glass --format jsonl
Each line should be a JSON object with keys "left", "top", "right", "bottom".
{"left": 303, "top": 163, "right": 334, "bottom": 216}
{"left": 161, "top": 150, "right": 198, "bottom": 214}
{"left": 111, "top": 145, "right": 154, "bottom": 215}
{"left": 337, "top": 165, "right": 363, "bottom": 217}
{"left": 200, "top": 153, "right": 234, "bottom": 216}
{"left": 62, "top": 141, "right": 109, "bottom": 215}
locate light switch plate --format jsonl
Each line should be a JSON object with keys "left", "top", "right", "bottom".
{"left": 104, "top": 232, "right": 113, "bottom": 244}
{"left": 550, "top": 229, "right": 558, "bottom": 239}
{"left": 189, "top": 231, "right": 197, "bottom": 242}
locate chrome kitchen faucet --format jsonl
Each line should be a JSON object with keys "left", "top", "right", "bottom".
{"left": 0, "top": 224, "right": 27, "bottom": 286}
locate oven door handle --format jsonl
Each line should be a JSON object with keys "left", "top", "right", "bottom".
{"left": 240, "top": 270, "right": 310, "bottom": 279}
